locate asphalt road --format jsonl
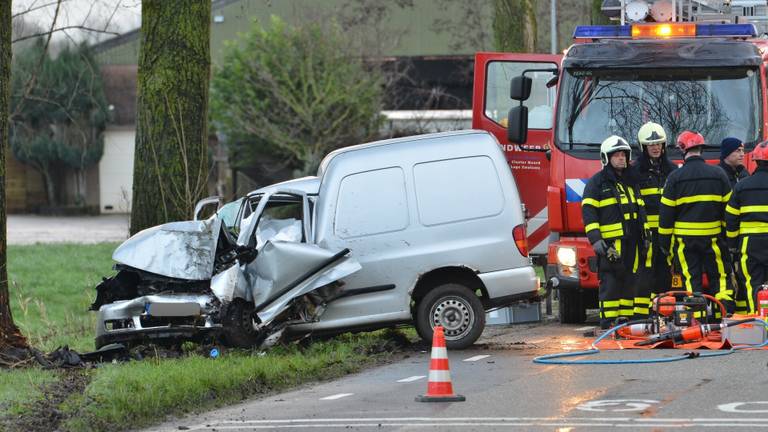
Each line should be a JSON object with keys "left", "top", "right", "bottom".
{"left": 150, "top": 320, "right": 768, "bottom": 432}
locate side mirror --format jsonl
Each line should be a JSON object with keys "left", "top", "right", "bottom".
{"left": 510, "top": 76, "right": 532, "bottom": 101}
{"left": 193, "top": 196, "right": 223, "bottom": 221}
{"left": 507, "top": 105, "right": 528, "bottom": 144}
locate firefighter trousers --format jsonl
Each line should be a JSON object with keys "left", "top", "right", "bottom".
{"left": 634, "top": 230, "right": 671, "bottom": 318}
{"left": 598, "top": 237, "right": 639, "bottom": 328}
{"left": 733, "top": 253, "right": 750, "bottom": 315}
{"left": 736, "top": 235, "right": 768, "bottom": 314}
{"left": 673, "top": 235, "right": 734, "bottom": 319}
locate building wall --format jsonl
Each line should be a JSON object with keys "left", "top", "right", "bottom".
{"left": 5, "top": 146, "right": 46, "bottom": 213}
{"left": 98, "top": 127, "right": 136, "bottom": 213}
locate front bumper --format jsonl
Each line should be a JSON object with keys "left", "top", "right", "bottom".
{"left": 95, "top": 293, "right": 221, "bottom": 348}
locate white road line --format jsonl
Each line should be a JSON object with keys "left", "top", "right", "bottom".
{"left": 208, "top": 416, "right": 768, "bottom": 424}
{"left": 191, "top": 422, "right": 768, "bottom": 430}
{"left": 575, "top": 326, "right": 594, "bottom": 331}
{"left": 463, "top": 354, "right": 491, "bottom": 362}
{"left": 396, "top": 375, "right": 426, "bottom": 383}
{"left": 318, "top": 393, "right": 353, "bottom": 401}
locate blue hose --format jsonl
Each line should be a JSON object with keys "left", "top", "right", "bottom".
{"left": 532, "top": 318, "right": 768, "bottom": 365}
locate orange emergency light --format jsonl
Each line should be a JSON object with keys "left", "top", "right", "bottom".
{"left": 631, "top": 23, "right": 696, "bottom": 39}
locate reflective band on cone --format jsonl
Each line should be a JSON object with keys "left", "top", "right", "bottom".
{"left": 415, "top": 326, "right": 466, "bottom": 402}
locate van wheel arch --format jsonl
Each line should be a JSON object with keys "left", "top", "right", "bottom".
{"left": 410, "top": 266, "right": 488, "bottom": 310}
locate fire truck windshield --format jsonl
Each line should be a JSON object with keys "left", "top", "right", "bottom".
{"left": 556, "top": 67, "right": 761, "bottom": 153}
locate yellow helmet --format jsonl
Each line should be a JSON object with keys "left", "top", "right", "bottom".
{"left": 600, "top": 135, "right": 631, "bottom": 166}
{"left": 637, "top": 122, "right": 666, "bottom": 146}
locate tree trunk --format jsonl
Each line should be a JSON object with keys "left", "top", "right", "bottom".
{"left": 130, "top": 0, "right": 211, "bottom": 235}
{"left": 493, "top": 0, "right": 537, "bottom": 53}
{"left": 0, "top": 0, "right": 29, "bottom": 350}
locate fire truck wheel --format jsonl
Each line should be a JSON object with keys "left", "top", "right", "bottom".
{"left": 558, "top": 289, "right": 586, "bottom": 323}
{"left": 415, "top": 283, "right": 485, "bottom": 350}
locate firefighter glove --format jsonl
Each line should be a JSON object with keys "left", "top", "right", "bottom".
{"left": 592, "top": 239, "right": 609, "bottom": 256}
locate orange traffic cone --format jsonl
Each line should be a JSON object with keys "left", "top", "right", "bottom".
{"left": 415, "top": 326, "right": 466, "bottom": 402}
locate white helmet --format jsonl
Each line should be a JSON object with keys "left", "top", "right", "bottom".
{"left": 637, "top": 122, "right": 666, "bottom": 146}
{"left": 600, "top": 135, "right": 632, "bottom": 166}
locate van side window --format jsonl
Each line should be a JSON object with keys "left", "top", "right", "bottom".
{"left": 413, "top": 156, "right": 504, "bottom": 226}
{"left": 334, "top": 167, "right": 408, "bottom": 238}
{"left": 255, "top": 194, "right": 304, "bottom": 245}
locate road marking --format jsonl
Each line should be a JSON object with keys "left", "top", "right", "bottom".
{"left": 185, "top": 417, "right": 768, "bottom": 430}
{"left": 719, "top": 402, "right": 768, "bottom": 413}
{"left": 396, "top": 375, "right": 425, "bottom": 383}
{"left": 319, "top": 393, "right": 353, "bottom": 401}
{"left": 463, "top": 355, "right": 490, "bottom": 362}
{"left": 577, "top": 399, "right": 659, "bottom": 412}
{"left": 575, "top": 326, "right": 594, "bottom": 331}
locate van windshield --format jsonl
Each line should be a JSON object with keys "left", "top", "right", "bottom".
{"left": 555, "top": 67, "right": 761, "bottom": 152}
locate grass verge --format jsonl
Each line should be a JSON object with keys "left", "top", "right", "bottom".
{"left": 2, "top": 243, "right": 416, "bottom": 431}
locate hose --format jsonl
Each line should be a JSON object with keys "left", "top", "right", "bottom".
{"left": 532, "top": 318, "right": 768, "bottom": 365}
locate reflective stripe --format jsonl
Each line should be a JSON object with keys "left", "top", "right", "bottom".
{"left": 583, "top": 197, "right": 617, "bottom": 207}
{"left": 672, "top": 221, "right": 722, "bottom": 236}
{"left": 658, "top": 226, "right": 673, "bottom": 235}
{"left": 585, "top": 222, "right": 601, "bottom": 233}
{"left": 667, "top": 194, "right": 727, "bottom": 206}
{"left": 634, "top": 297, "right": 651, "bottom": 305}
{"left": 661, "top": 196, "right": 676, "bottom": 207}
{"left": 674, "top": 221, "right": 722, "bottom": 229}
{"left": 741, "top": 205, "right": 768, "bottom": 214}
{"left": 641, "top": 187, "right": 660, "bottom": 196}
{"left": 619, "top": 299, "right": 634, "bottom": 307}
{"left": 726, "top": 205, "right": 741, "bottom": 216}
{"left": 623, "top": 212, "right": 638, "bottom": 220}
{"left": 619, "top": 308, "right": 634, "bottom": 316}
{"left": 672, "top": 227, "right": 722, "bottom": 236}
{"left": 637, "top": 198, "right": 646, "bottom": 206}
{"left": 428, "top": 370, "right": 452, "bottom": 382}
{"left": 677, "top": 237, "right": 693, "bottom": 292}
{"left": 727, "top": 230, "right": 740, "bottom": 238}
{"left": 431, "top": 347, "right": 448, "bottom": 358}
{"left": 615, "top": 239, "right": 622, "bottom": 255}
{"left": 599, "top": 222, "right": 623, "bottom": 238}
{"left": 724, "top": 191, "right": 732, "bottom": 202}
{"left": 633, "top": 245, "right": 639, "bottom": 273}
{"left": 602, "top": 310, "right": 619, "bottom": 318}
{"left": 742, "top": 237, "right": 754, "bottom": 314}
{"left": 739, "top": 221, "right": 768, "bottom": 234}
{"left": 711, "top": 238, "right": 729, "bottom": 297}
{"left": 633, "top": 307, "right": 650, "bottom": 315}
{"left": 645, "top": 240, "right": 653, "bottom": 268}
{"left": 601, "top": 300, "right": 620, "bottom": 308}
{"left": 646, "top": 215, "right": 659, "bottom": 222}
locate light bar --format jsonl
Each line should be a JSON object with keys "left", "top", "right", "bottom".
{"left": 632, "top": 23, "right": 695, "bottom": 39}
{"left": 573, "top": 25, "right": 631, "bottom": 39}
{"left": 573, "top": 23, "right": 757, "bottom": 40}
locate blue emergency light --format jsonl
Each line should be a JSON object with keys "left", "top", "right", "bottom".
{"left": 573, "top": 23, "right": 757, "bottom": 39}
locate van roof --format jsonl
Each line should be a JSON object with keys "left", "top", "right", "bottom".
{"left": 318, "top": 130, "right": 493, "bottom": 176}
{"left": 247, "top": 176, "right": 321, "bottom": 197}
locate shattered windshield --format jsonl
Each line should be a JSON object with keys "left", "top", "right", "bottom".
{"left": 556, "top": 67, "right": 761, "bottom": 152}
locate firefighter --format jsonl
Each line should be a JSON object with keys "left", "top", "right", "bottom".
{"left": 719, "top": 137, "right": 750, "bottom": 314}
{"left": 629, "top": 122, "right": 678, "bottom": 318}
{"left": 658, "top": 131, "right": 734, "bottom": 319}
{"left": 582, "top": 136, "right": 646, "bottom": 329}
{"left": 725, "top": 141, "right": 768, "bottom": 315}
{"left": 718, "top": 137, "right": 748, "bottom": 188}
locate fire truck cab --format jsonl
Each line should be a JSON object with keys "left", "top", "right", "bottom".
{"left": 472, "top": 1, "right": 766, "bottom": 323}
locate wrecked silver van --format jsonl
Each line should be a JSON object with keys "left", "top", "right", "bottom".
{"left": 91, "top": 130, "right": 539, "bottom": 349}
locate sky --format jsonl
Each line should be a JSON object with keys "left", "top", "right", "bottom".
{"left": 11, "top": 0, "right": 142, "bottom": 44}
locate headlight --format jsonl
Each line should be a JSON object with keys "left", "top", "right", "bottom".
{"left": 556, "top": 247, "right": 577, "bottom": 267}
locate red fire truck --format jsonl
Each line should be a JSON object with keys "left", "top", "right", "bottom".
{"left": 472, "top": 17, "right": 764, "bottom": 323}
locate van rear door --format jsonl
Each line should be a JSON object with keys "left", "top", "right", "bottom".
{"left": 472, "top": 52, "right": 561, "bottom": 256}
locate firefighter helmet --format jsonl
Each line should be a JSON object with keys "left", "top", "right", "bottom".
{"left": 638, "top": 122, "right": 666, "bottom": 146}
{"left": 676, "top": 130, "right": 705, "bottom": 153}
{"left": 600, "top": 135, "right": 632, "bottom": 166}
{"left": 753, "top": 140, "right": 768, "bottom": 161}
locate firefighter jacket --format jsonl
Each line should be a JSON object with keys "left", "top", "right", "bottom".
{"left": 725, "top": 166, "right": 768, "bottom": 249}
{"left": 628, "top": 153, "right": 678, "bottom": 230}
{"left": 582, "top": 166, "right": 647, "bottom": 246}
{"left": 658, "top": 156, "right": 731, "bottom": 252}
{"left": 718, "top": 160, "right": 748, "bottom": 189}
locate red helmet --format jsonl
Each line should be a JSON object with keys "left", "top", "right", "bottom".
{"left": 676, "top": 131, "right": 705, "bottom": 152}
{"left": 753, "top": 141, "right": 768, "bottom": 161}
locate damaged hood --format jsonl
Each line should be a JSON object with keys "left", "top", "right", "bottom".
{"left": 112, "top": 218, "right": 222, "bottom": 280}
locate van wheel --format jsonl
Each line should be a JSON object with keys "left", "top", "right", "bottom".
{"left": 222, "top": 300, "right": 265, "bottom": 348}
{"left": 416, "top": 283, "right": 485, "bottom": 350}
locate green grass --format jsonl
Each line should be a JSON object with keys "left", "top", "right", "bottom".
{"left": 2, "top": 242, "right": 412, "bottom": 431}
{"left": 7, "top": 243, "right": 119, "bottom": 352}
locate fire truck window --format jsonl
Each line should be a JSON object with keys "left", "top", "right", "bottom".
{"left": 485, "top": 61, "right": 557, "bottom": 130}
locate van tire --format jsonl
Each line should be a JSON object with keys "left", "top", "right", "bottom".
{"left": 558, "top": 289, "right": 586, "bottom": 323}
{"left": 222, "top": 300, "right": 265, "bottom": 348}
{"left": 415, "top": 283, "right": 485, "bottom": 350}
